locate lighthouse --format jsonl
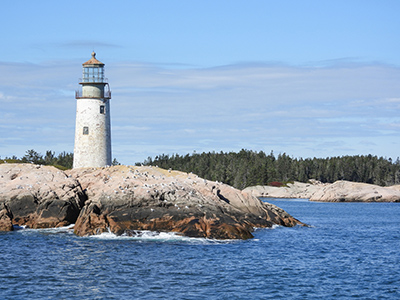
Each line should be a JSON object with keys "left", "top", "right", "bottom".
{"left": 73, "top": 52, "right": 112, "bottom": 168}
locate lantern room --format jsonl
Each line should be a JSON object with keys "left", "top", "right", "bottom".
{"left": 81, "top": 51, "right": 105, "bottom": 83}
{"left": 76, "top": 52, "right": 111, "bottom": 99}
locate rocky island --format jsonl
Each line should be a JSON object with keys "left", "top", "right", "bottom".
{"left": 244, "top": 180, "right": 400, "bottom": 202}
{"left": 0, "top": 163, "right": 303, "bottom": 239}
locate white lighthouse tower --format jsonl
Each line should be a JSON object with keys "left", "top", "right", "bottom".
{"left": 73, "top": 52, "right": 112, "bottom": 168}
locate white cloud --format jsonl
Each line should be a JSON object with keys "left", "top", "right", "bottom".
{"left": 59, "top": 41, "right": 121, "bottom": 49}
{"left": 1, "top": 60, "right": 400, "bottom": 163}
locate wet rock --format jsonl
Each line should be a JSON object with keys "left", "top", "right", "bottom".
{"left": 0, "top": 204, "right": 13, "bottom": 231}
{"left": 68, "top": 165, "right": 303, "bottom": 239}
{"left": 0, "top": 163, "right": 303, "bottom": 238}
{"left": 0, "top": 164, "right": 86, "bottom": 230}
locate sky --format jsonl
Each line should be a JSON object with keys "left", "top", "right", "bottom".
{"left": 1, "top": 0, "right": 400, "bottom": 165}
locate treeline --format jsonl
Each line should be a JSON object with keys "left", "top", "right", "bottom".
{"left": 1, "top": 149, "right": 74, "bottom": 170}
{"left": 1, "top": 149, "right": 121, "bottom": 170}
{"left": 140, "top": 150, "right": 400, "bottom": 189}
{"left": 3, "top": 149, "right": 399, "bottom": 188}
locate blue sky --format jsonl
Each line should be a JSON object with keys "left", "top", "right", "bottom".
{"left": 1, "top": 0, "right": 400, "bottom": 164}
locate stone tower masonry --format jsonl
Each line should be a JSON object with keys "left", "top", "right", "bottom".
{"left": 73, "top": 52, "right": 112, "bottom": 168}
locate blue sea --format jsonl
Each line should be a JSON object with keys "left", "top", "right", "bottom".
{"left": 1, "top": 199, "right": 399, "bottom": 299}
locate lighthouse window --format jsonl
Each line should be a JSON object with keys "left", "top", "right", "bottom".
{"left": 83, "top": 66, "right": 104, "bottom": 83}
{"left": 100, "top": 105, "right": 105, "bottom": 114}
{"left": 83, "top": 126, "right": 89, "bottom": 135}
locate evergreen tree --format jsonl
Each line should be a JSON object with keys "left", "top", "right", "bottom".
{"left": 140, "top": 150, "right": 400, "bottom": 189}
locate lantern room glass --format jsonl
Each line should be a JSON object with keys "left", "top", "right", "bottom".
{"left": 82, "top": 66, "right": 104, "bottom": 83}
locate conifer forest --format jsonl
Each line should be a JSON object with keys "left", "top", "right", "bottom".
{"left": 2, "top": 149, "right": 399, "bottom": 189}
{"left": 140, "top": 150, "right": 400, "bottom": 189}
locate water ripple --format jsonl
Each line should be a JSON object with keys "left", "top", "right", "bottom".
{"left": 0, "top": 201, "right": 399, "bottom": 299}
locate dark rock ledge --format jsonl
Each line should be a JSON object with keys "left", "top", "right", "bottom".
{"left": 0, "top": 164, "right": 304, "bottom": 239}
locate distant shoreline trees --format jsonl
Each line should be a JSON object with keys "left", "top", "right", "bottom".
{"left": 1, "top": 150, "right": 122, "bottom": 170}
{"left": 3, "top": 149, "right": 399, "bottom": 189}
{"left": 1, "top": 150, "right": 121, "bottom": 170}
{"left": 1, "top": 150, "right": 74, "bottom": 170}
{"left": 139, "top": 150, "right": 400, "bottom": 189}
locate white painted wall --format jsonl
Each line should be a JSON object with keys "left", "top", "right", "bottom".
{"left": 73, "top": 84, "right": 111, "bottom": 168}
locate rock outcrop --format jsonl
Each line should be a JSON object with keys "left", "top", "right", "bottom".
{"left": 245, "top": 180, "right": 400, "bottom": 202}
{"left": 387, "top": 185, "right": 400, "bottom": 192}
{"left": 309, "top": 180, "right": 400, "bottom": 202}
{"left": 0, "top": 163, "right": 303, "bottom": 239}
{"left": 243, "top": 180, "right": 327, "bottom": 199}
{"left": 0, "top": 164, "right": 86, "bottom": 230}
{"left": 67, "top": 165, "right": 302, "bottom": 239}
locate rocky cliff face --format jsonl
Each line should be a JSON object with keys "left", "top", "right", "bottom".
{"left": 67, "top": 165, "right": 301, "bottom": 239}
{"left": 0, "top": 164, "right": 303, "bottom": 239}
{"left": 0, "top": 164, "right": 86, "bottom": 231}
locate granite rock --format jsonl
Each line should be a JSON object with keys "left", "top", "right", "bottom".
{"left": 0, "top": 164, "right": 86, "bottom": 230}
{"left": 67, "top": 165, "right": 303, "bottom": 239}
{"left": 245, "top": 180, "right": 400, "bottom": 202}
{"left": 309, "top": 180, "right": 400, "bottom": 202}
{"left": 243, "top": 180, "right": 327, "bottom": 199}
{"left": 0, "top": 163, "right": 304, "bottom": 239}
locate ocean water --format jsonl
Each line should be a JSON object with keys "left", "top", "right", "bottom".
{"left": 1, "top": 199, "right": 399, "bottom": 300}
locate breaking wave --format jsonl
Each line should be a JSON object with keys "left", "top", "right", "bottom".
{"left": 87, "top": 228, "right": 238, "bottom": 244}
{"left": 13, "top": 223, "right": 75, "bottom": 235}
{"left": 11, "top": 223, "right": 278, "bottom": 244}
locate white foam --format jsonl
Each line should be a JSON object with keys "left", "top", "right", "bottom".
{"left": 87, "top": 228, "right": 237, "bottom": 244}
{"left": 12, "top": 224, "right": 28, "bottom": 230}
{"left": 12, "top": 224, "right": 240, "bottom": 244}
{"left": 254, "top": 224, "right": 281, "bottom": 231}
{"left": 58, "top": 224, "right": 75, "bottom": 230}
{"left": 38, "top": 224, "right": 75, "bottom": 233}
{"left": 15, "top": 223, "right": 75, "bottom": 234}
